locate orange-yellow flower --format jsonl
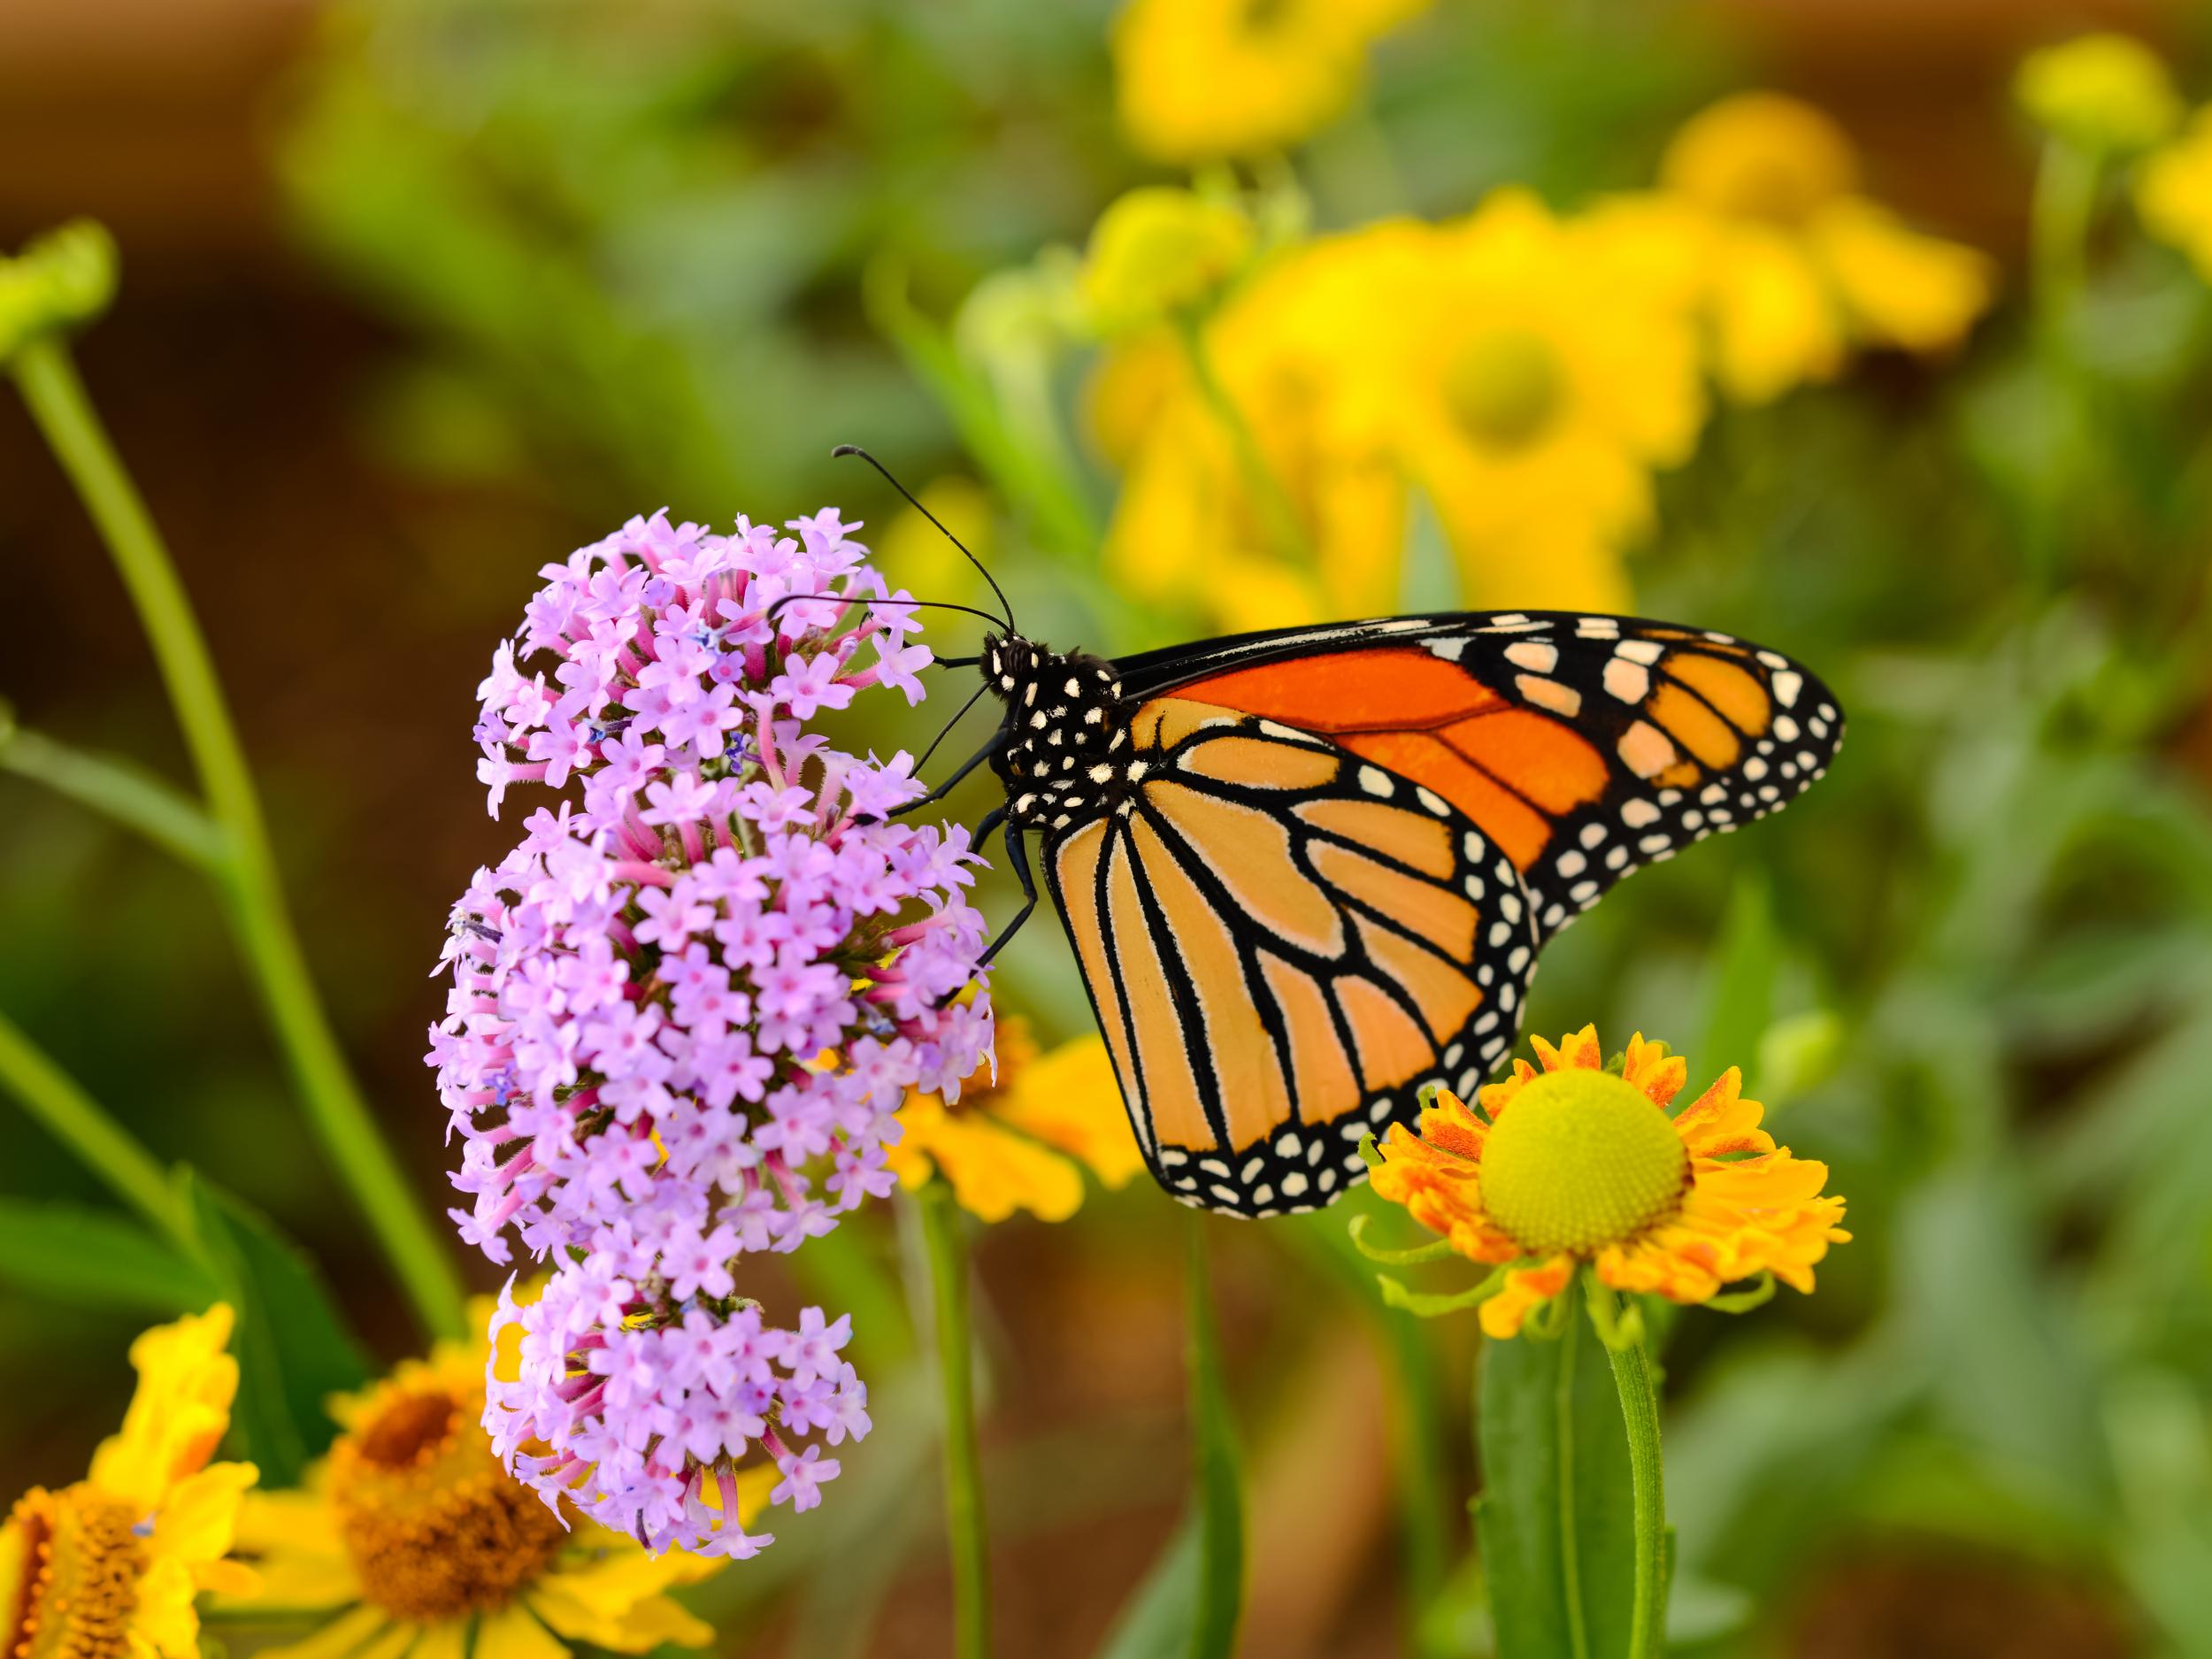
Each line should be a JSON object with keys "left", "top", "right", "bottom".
{"left": 222, "top": 1298, "right": 744, "bottom": 1659}
{"left": 1592, "top": 92, "right": 1994, "bottom": 404}
{"left": 889, "top": 1018, "right": 1142, "bottom": 1223}
{"left": 1371, "top": 1025, "right": 1849, "bottom": 1338}
{"left": 0, "top": 1306, "right": 258, "bottom": 1659}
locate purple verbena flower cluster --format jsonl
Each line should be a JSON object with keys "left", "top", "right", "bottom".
{"left": 428, "top": 507, "right": 995, "bottom": 1555}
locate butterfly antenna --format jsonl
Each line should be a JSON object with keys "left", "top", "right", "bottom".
{"left": 913, "top": 676, "right": 994, "bottom": 774}
{"left": 832, "top": 444, "right": 1017, "bottom": 632}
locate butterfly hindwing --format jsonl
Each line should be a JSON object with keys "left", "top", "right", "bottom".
{"left": 1122, "top": 610, "right": 1843, "bottom": 941}
{"left": 1041, "top": 697, "right": 1539, "bottom": 1217}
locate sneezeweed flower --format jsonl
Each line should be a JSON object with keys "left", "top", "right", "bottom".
{"left": 0, "top": 1307, "right": 257, "bottom": 1659}
{"left": 1602, "top": 91, "right": 1994, "bottom": 404}
{"left": 1369, "top": 1025, "right": 1849, "bottom": 1339}
{"left": 224, "top": 1296, "right": 749, "bottom": 1655}
{"left": 1093, "top": 227, "right": 1413, "bottom": 633}
{"left": 1111, "top": 0, "right": 1432, "bottom": 164}
{"left": 2017, "top": 34, "right": 2181, "bottom": 157}
{"left": 888, "top": 1018, "right": 1142, "bottom": 1223}
{"left": 2137, "top": 111, "right": 2212, "bottom": 281}
{"left": 1082, "top": 186, "right": 1256, "bottom": 334}
{"left": 432, "top": 507, "right": 995, "bottom": 1266}
{"left": 482, "top": 1263, "right": 865, "bottom": 1557}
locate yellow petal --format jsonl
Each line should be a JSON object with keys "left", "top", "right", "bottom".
{"left": 234, "top": 1485, "right": 346, "bottom": 1559}
{"left": 1810, "top": 198, "right": 1993, "bottom": 356}
{"left": 992, "top": 1037, "right": 1145, "bottom": 1190}
{"left": 928, "top": 1115, "right": 1087, "bottom": 1224}
{"left": 528, "top": 1581, "right": 713, "bottom": 1654}
{"left": 88, "top": 1306, "right": 240, "bottom": 1512}
{"left": 255, "top": 1607, "right": 395, "bottom": 1659}
{"left": 214, "top": 1548, "right": 362, "bottom": 1615}
{"left": 411, "top": 1620, "right": 469, "bottom": 1659}
{"left": 1705, "top": 229, "right": 1844, "bottom": 404}
{"left": 148, "top": 1461, "right": 257, "bottom": 1565}
{"left": 478, "top": 1604, "right": 571, "bottom": 1659}
{"left": 127, "top": 1556, "right": 200, "bottom": 1659}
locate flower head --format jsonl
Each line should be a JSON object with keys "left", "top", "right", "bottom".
{"left": 1111, "top": 0, "right": 1432, "bottom": 164}
{"left": 1082, "top": 187, "right": 1256, "bottom": 334}
{"left": 481, "top": 1271, "right": 863, "bottom": 1557}
{"left": 1371, "top": 1025, "right": 1849, "bottom": 1338}
{"left": 433, "top": 508, "right": 994, "bottom": 1265}
{"left": 431, "top": 507, "right": 995, "bottom": 1554}
{"left": 888, "top": 1018, "right": 1142, "bottom": 1223}
{"left": 2138, "top": 110, "right": 2212, "bottom": 281}
{"left": 2018, "top": 34, "right": 2181, "bottom": 157}
{"left": 223, "top": 1297, "right": 741, "bottom": 1657}
{"left": 0, "top": 1307, "right": 257, "bottom": 1659}
{"left": 1595, "top": 92, "right": 1994, "bottom": 404}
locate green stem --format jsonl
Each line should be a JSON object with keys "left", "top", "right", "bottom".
{"left": 1172, "top": 313, "right": 1313, "bottom": 569}
{"left": 0, "top": 718, "right": 224, "bottom": 870}
{"left": 7, "top": 336, "right": 466, "bottom": 1342}
{"left": 0, "top": 1007, "right": 195, "bottom": 1248}
{"left": 1593, "top": 1279, "right": 1669, "bottom": 1659}
{"left": 2031, "top": 136, "right": 2099, "bottom": 342}
{"left": 918, "top": 1179, "right": 991, "bottom": 1659}
{"left": 1182, "top": 1211, "right": 1246, "bottom": 1659}
{"left": 1553, "top": 1302, "right": 1593, "bottom": 1659}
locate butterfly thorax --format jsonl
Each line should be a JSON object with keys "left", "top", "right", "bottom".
{"left": 981, "top": 634, "right": 1133, "bottom": 832}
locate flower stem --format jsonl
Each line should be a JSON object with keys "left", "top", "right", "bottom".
{"left": 1173, "top": 312, "right": 1313, "bottom": 569}
{"left": 1591, "top": 1278, "right": 1670, "bottom": 1659}
{"left": 918, "top": 1178, "right": 991, "bottom": 1659}
{"left": 0, "top": 1006, "right": 196, "bottom": 1248}
{"left": 6, "top": 335, "right": 467, "bottom": 1342}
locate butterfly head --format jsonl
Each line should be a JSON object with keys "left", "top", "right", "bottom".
{"left": 980, "top": 634, "right": 1131, "bottom": 826}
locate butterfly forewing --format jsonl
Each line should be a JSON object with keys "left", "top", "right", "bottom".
{"left": 1123, "top": 611, "right": 1844, "bottom": 940}
{"left": 1041, "top": 698, "right": 1540, "bottom": 1217}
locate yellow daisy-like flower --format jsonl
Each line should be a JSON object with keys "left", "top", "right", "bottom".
{"left": 1111, "top": 0, "right": 1432, "bottom": 164}
{"left": 2138, "top": 110, "right": 2212, "bottom": 282}
{"left": 1094, "top": 225, "right": 1416, "bottom": 634}
{"left": 1607, "top": 91, "right": 1994, "bottom": 404}
{"left": 2017, "top": 34, "right": 2181, "bottom": 157}
{"left": 1371, "top": 1025, "right": 1850, "bottom": 1339}
{"left": 1374, "top": 193, "right": 1706, "bottom": 611}
{"left": 223, "top": 1299, "right": 757, "bottom": 1659}
{"left": 0, "top": 1306, "right": 258, "bottom": 1659}
{"left": 889, "top": 1018, "right": 1142, "bottom": 1223}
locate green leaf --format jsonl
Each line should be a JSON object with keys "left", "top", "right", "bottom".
{"left": 1696, "top": 871, "right": 1777, "bottom": 1089}
{"left": 1477, "top": 1310, "right": 1640, "bottom": 1659}
{"left": 0, "top": 1199, "right": 219, "bottom": 1314}
{"left": 183, "top": 1173, "right": 373, "bottom": 1486}
{"left": 1100, "top": 1221, "right": 1244, "bottom": 1659}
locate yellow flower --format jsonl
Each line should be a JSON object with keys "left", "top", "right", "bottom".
{"left": 0, "top": 1307, "right": 258, "bottom": 1659}
{"left": 2017, "top": 34, "right": 2181, "bottom": 157}
{"left": 888, "top": 1018, "right": 1142, "bottom": 1223}
{"left": 1094, "top": 227, "right": 1415, "bottom": 634}
{"left": 1375, "top": 194, "right": 1705, "bottom": 610}
{"left": 222, "top": 1300, "right": 757, "bottom": 1659}
{"left": 1371, "top": 1025, "right": 1850, "bottom": 1339}
{"left": 1624, "top": 91, "right": 1994, "bottom": 403}
{"left": 2138, "top": 110, "right": 2212, "bottom": 281}
{"left": 1083, "top": 187, "right": 1256, "bottom": 334}
{"left": 1111, "top": 0, "right": 1432, "bottom": 164}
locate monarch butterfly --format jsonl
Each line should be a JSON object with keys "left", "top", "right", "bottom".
{"left": 845, "top": 452, "right": 1844, "bottom": 1219}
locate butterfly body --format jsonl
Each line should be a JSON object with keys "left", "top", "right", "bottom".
{"left": 960, "top": 611, "right": 1843, "bottom": 1218}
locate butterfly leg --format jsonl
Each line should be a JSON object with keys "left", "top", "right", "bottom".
{"left": 976, "top": 818, "right": 1037, "bottom": 972}
{"left": 886, "top": 729, "right": 1007, "bottom": 819}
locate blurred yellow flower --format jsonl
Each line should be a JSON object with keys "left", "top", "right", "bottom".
{"left": 1615, "top": 91, "right": 1994, "bottom": 403}
{"left": 1371, "top": 1025, "right": 1849, "bottom": 1338}
{"left": 2138, "top": 110, "right": 2212, "bottom": 281}
{"left": 2017, "top": 34, "right": 2181, "bottom": 156}
{"left": 890, "top": 1018, "right": 1142, "bottom": 1223}
{"left": 225, "top": 1299, "right": 741, "bottom": 1659}
{"left": 1083, "top": 187, "right": 1255, "bottom": 334}
{"left": 1112, "top": 0, "right": 1432, "bottom": 163}
{"left": 0, "top": 1306, "right": 258, "bottom": 1659}
{"left": 1374, "top": 193, "right": 1704, "bottom": 610}
{"left": 1094, "top": 229, "right": 1414, "bottom": 634}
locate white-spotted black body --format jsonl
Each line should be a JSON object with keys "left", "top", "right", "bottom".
{"left": 980, "top": 634, "right": 1132, "bottom": 833}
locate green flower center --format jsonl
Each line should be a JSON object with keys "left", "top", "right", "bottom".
{"left": 1480, "top": 1070, "right": 1689, "bottom": 1256}
{"left": 1444, "top": 327, "right": 1565, "bottom": 449}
